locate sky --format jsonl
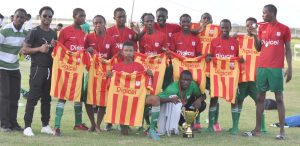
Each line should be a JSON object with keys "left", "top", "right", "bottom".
{"left": 1, "top": 0, "right": 299, "bottom": 28}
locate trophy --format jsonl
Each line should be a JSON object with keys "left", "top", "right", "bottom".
{"left": 181, "top": 107, "right": 199, "bottom": 138}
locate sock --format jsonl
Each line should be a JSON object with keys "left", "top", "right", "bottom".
{"left": 55, "top": 101, "right": 65, "bottom": 128}
{"left": 150, "top": 106, "right": 160, "bottom": 130}
{"left": 261, "top": 112, "right": 267, "bottom": 132}
{"left": 195, "top": 112, "right": 200, "bottom": 124}
{"left": 231, "top": 107, "right": 240, "bottom": 132}
{"left": 214, "top": 102, "right": 219, "bottom": 124}
{"left": 74, "top": 102, "right": 82, "bottom": 125}
{"left": 208, "top": 107, "right": 217, "bottom": 129}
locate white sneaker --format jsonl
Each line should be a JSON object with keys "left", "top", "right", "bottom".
{"left": 23, "top": 127, "right": 35, "bottom": 136}
{"left": 41, "top": 125, "right": 54, "bottom": 135}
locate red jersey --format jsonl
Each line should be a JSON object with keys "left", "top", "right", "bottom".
{"left": 257, "top": 21, "right": 291, "bottom": 68}
{"left": 85, "top": 32, "right": 116, "bottom": 59}
{"left": 139, "top": 31, "right": 168, "bottom": 56}
{"left": 154, "top": 22, "right": 181, "bottom": 47}
{"left": 58, "top": 25, "right": 85, "bottom": 52}
{"left": 106, "top": 25, "right": 137, "bottom": 55}
{"left": 170, "top": 31, "right": 201, "bottom": 58}
{"left": 112, "top": 62, "right": 145, "bottom": 73}
{"left": 210, "top": 37, "right": 239, "bottom": 58}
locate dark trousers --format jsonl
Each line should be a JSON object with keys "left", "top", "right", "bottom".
{"left": 179, "top": 96, "right": 206, "bottom": 126}
{"left": 24, "top": 66, "right": 51, "bottom": 128}
{"left": 0, "top": 69, "right": 21, "bottom": 128}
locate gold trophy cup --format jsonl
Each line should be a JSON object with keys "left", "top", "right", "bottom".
{"left": 181, "top": 107, "right": 199, "bottom": 138}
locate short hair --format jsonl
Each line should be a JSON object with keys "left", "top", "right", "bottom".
{"left": 180, "top": 70, "right": 192, "bottom": 79}
{"left": 27, "top": 14, "right": 31, "bottom": 19}
{"left": 14, "top": 8, "right": 27, "bottom": 15}
{"left": 39, "top": 6, "right": 54, "bottom": 16}
{"left": 122, "top": 41, "right": 134, "bottom": 48}
{"left": 246, "top": 17, "right": 257, "bottom": 23}
{"left": 0, "top": 13, "right": 4, "bottom": 19}
{"left": 140, "top": 13, "right": 155, "bottom": 24}
{"left": 220, "top": 19, "right": 231, "bottom": 28}
{"left": 93, "top": 15, "right": 106, "bottom": 24}
{"left": 180, "top": 14, "right": 191, "bottom": 21}
{"left": 156, "top": 7, "right": 168, "bottom": 14}
{"left": 114, "top": 7, "right": 125, "bottom": 16}
{"left": 201, "top": 12, "right": 212, "bottom": 23}
{"left": 57, "top": 23, "right": 63, "bottom": 27}
{"left": 73, "top": 8, "right": 84, "bottom": 17}
{"left": 264, "top": 4, "right": 277, "bottom": 16}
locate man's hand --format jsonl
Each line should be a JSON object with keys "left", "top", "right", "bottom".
{"left": 285, "top": 67, "right": 292, "bottom": 83}
{"left": 130, "top": 22, "right": 140, "bottom": 34}
{"left": 50, "top": 39, "right": 56, "bottom": 48}
{"left": 39, "top": 44, "right": 49, "bottom": 53}
{"left": 239, "top": 57, "right": 245, "bottom": 63}
{"left": 86, "top": 47, "right": 94, "bottom": 54}
{"left": 106, "top": 70, "right": 113, "bottom": 78}
{"left": 193, "top": 98, "right": 202, "bottom": 109}
{"left": 169, "top": 96, "right": 180, "bottom": 104}
{"left": 206, "top": 54, "right": 212, "bottom": 62}
{"left": 145, "top": 69, "right": 153, "bottom": 76}
{"left": 198, "top": 21, "right": 209, "bottom": 33}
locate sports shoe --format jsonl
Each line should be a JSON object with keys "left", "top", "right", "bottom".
{"left": 148, "top": 129, "right": 160, "bottom": 141}
{"left": 41, "top": 125, "right": 54, "bottom": 135}
{"left": 0, "top": 127, "right": 12, "bottom": 132}
{"left": 53, "top": 128, "right": 61, "bottom": 136}
{"left": 104, "top": 124, "right": 113, "bottom": 131}
{"left": 193, "top": 123, "right": 202, "bottom": 130}
{"left": 11, "top": 124, "right": 23, "bottom": 131}
{"left": 213, "top": 122, "right": 222, "bottom": 132}
{"left": 23, "top": 127, "right": 34, "bottom": 136}
{"left": 73, "top": 123, "right": 88, "bottom": 131}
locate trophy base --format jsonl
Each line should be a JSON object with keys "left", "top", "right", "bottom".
{"left": 183, "top": 133, "right": 194, "bottom": 138}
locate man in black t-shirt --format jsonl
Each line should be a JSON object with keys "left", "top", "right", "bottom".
{"left": 21, "top": 6, "right": 57, "bottom": 137}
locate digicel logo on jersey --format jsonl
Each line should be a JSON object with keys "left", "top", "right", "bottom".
{"left": 200, "top": 37, "right": 213, "bottom": 43}
{"left": 176, "top": 50, "right": 194, "bottom": 57}
{"left": 240, "top": 48, "right": 259, "bottom": 55}
{"left": 261, "top": 39, "right": 280, "bottom": 47}
{"left": 216, "top": 54, "right": 234, "bottom": 59}
{"left": 61, "top": 62, "right": 77, "bottom": 72}
{"left": 116, "top": 87, "right": 137, "bottom": 95}
{"left": 215, "top": 69, "right": 233, "bottom": 76}
{"left": 180, "top": 61, "right": 201, "bottom": 68}
{"left": 142, "top": 62, "right": 159, "bottom": 70}
{"left": 70, "top": 45, "right": 84, "bottom": 51}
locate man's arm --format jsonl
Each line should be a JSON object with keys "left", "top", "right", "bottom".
{"left": 253, "top": 35, "right": 262, "bottom": 52}
{"left": 21, "top": 42, "right": 49, "bottom": 55}
{"left": 285, "top": 41, "right": 292, "bottom": 83}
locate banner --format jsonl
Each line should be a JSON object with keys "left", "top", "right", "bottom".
{"left": 86, "top": 54, "right": 111, "bottom": 106}
{"left": 134, "top": 52, "right": 167, "bottom": 95}
{"left": 209, "top": 58, "right": 240, "bottom": 103}
{"left": 50, "top": 42, "right": 87, "bottom": 102}
{"left": 171, "top": 52, "right": 206, "bottom": 94}
{"left": 105, "top": 71, "right": 152, "bottom": 126}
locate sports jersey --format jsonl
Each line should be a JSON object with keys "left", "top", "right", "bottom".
{"left": 210, "top": 37, "right": 239, "bottom": 58}
{"left": 58, "top": 25, "right": 85, "bottom": 52}
{"left": 170, "top": 31, "right": 201, "bottom": 57}
{"left": 154, "top": 22, "right": 181, "bottom": 47}
{"left": 158, "top": 81, "right": 201, "bottom": 100}
{"left": 139, "top": 31, "right": 168, "bottom": 56}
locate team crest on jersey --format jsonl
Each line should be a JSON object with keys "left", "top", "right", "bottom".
{"left": 155, "top": 42, "right": 159, "bottom": 47}
{"left": 77, "top": 58, "right": 81, "bottom": 63}
{"left": 230, "top": 46, "right": 235, "bottom": 51}
{"left": 135, "top": 81, "right": 141, "bottom": 86}
{"left": 105, "top": 44, "right": 110, "bottom": 49}
{"left": 129, "top": 34, "right": 132, "bottom": 39}
{"left": 230, "top": 62, "right": 235, "bottom": 69}
{"left": 169, "top": 33, "right": 172, "bottom": 37}
{"left": 117, "top": 43, "right": 123, "bottom": 49}
{"left": 276, "top": 32, "right": 281, "bottom": 36}
{"left": 192, "top": 41, "right": 196, "bottom": 46}
{"left": 209, "top": 29, "right": 214, "bottom": 34}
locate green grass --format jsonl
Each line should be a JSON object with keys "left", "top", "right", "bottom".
{"left": 1, "top": 40, "right": 300, "bottom": 146}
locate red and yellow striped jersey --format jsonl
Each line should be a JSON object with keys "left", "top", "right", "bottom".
{"left": 210, "top": 58, "right": 240, "bottom": 103}
{"left": 171, "top": 52, "right": 206, "bottom": 94}
{"left": 86, "top": 54, "right": 112, "bottom": 106}
{"left": 134, "top": 52, "right": 167, "bottom": 95}
{"left": 104, "top": 71, "right": 152, "bottom": 127}
{"left": 191, "top": 23, "right": 221, "bottom": 55}
{"left": 237, "top": 34, "right": 260, "bottom": 82}
{"left": 50, "top": 42, "right": 88, "bottom": 102}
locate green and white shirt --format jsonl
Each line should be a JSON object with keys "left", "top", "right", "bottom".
{"left": 0, "top": 23, "right": 27, "bottom": 70}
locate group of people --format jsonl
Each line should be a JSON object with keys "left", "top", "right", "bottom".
{"left": 0, "top": 3, "right": 292, "bottom": 141}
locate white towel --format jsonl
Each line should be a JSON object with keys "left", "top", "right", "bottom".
{"left": 158, "top": 95, "right": 182, "bottom": 136}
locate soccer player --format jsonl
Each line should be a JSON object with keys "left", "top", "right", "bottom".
{"left": 191, "top": 13, "right": 221, "bottom": 131}
{"left": 0, "top": 8, "right": 27, "bottom": 132}
{"left": 229, "top": 17, "right": 267, "bottom": 135}
{"left": 245, "top": 4, "right": 292, "bottom": 140}
{"left": 139, "top": 13, "right": 168, "bottom": 55}
{"left": 206, "top": 19, "right": 240, "bottom": 133}
{"left": 170, "top": 14, "right": 201, "bottom": 58}
{"left": 107, "top": 7, "right": 138, "bottom": 56}
{"left": 53, "top": 8, "right": 89, "bottom": 136}
{"left": 107, "top": 41, "right": 161, "bottom": 140}
{"left": 21, "top": 6, "right": 56, "bottom": 137}
{"left": 158, "top": 70, "right": 206, "bottom": 133}
{"left": 84, "top": 15, "right": 116, "bottom": 132}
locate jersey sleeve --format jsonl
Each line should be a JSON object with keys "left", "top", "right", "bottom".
{"left": 283, "top": 26, "right": 291, "bottom": 43}
{"left": 170, "top": 34, "right": 176, "bottom": 52}
{"left": 58, "top": 28, "right": 66, "bottom": 44}
{"left": 157, "top": 83, "right": 178, "bottom": 98}
{"left": 195, "top": 37, "right": 202, "bottom": 55}
{"left": 191, "top": 81, "right": 202, "bottom": 97}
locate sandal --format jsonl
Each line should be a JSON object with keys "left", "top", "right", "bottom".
{"left": 243, "top": 131, "right": 260, "bottom": 137}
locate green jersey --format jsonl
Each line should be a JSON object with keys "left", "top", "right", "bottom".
{"left": 158, "top": 81, "right": 201, "bottom": 99}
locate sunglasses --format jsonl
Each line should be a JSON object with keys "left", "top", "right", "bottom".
{"left": 42, "top": 15, "right": 53, "bottom": 18}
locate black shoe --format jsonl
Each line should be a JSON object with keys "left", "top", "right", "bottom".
{"left": 0, "top": 127, "right": 12, "bottom": 132}
{"left": 11, "top": 124, "right": 23, "bottom": 131}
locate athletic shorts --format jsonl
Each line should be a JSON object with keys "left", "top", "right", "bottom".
{"left": 236, "top": 81, "right": 257, "bottom": 101}
{"left": 256, "top": 68, "right": 284, "bottom": 92}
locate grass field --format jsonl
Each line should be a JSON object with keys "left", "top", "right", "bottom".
{"left": 0, "top": 40, "right": 300, "bottom": 146}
